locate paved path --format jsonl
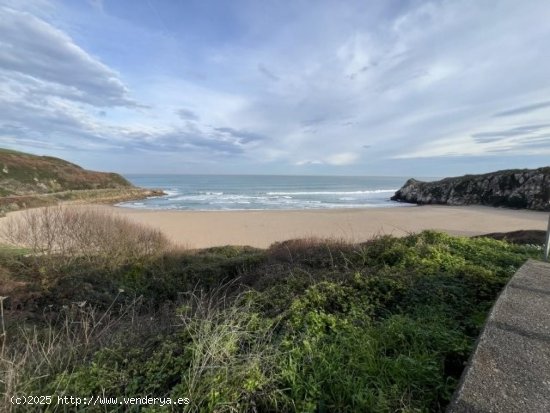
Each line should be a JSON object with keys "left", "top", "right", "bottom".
{"left": 448, "top": 259, "right": 550, "bottom": 412}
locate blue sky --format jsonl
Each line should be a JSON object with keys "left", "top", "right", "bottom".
{"left": 0, "top": 0, "right": 549, "bottom": 176}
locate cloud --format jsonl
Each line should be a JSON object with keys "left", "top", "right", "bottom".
{"left": 2, "top": 0, "right": 550, "bottom": 174}
{"left": 258, "top": 64, "right": 280, "bottom": 81}
{"left": 295, "top": 159, "right": 323, "bottom": 166}
{"left": 493, "top": 101, "right": 550, "bottom": 117}
{"left": 472, "top": 124, "right": 550, "bottom": 143}
{"left": 325, "top": 152, "right": 360, "bottom": 166}
{"left": 396, "top": 122, "right": 550, "bottom": 159}
{"left": 119, "top": 129, "right": 249, "bottom": 155}
{"left": 300, "top": 117, "right": 328, "bottom": 127}
{"left": 295, "top": 152, "right": 360, "bottom": 166}
{"left": 87, "top": 0, "right": 103, "bottom": 12}
{"left": 176, "top": 108, "right": 199, "bottom": 121}
{"left": 0, "top": 6, "right": 137, "bottom": 107}
{"left": 214, "top": 127, "right": 267, "bottom": 144}
{"left": 0, "top": 71, "right": 262, "bottom": 158}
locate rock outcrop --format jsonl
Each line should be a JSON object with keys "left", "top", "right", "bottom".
{"left": 391, "top": 167, "right": 550, "bottom": 211}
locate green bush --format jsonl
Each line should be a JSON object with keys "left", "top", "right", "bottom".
{"left": 1, "top": 230, "right": 542, "bottom": 412}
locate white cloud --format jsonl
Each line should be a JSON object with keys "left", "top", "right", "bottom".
{"left": 1, "top": 0, "right": 550, "bottom": 174}
{"left": 87, "top": 0, "right": 103, "bottom": 12}
{"left": 295, "top": 159, "right": 323, "bottom": 166}
{"left": 325, "top": 152, "right": 360, "bottom": 166}
{"left": 0, "top": 6, "right": 136, "bottom": 107}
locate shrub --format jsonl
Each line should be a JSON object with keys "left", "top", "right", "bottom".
{"left": 0, "top": 230, "right": 543, "bottom": 412}
{"left": 268, "top": 237, "right": 355, "bottom": 268}
{"left": 48, "top": 289, "right": 287, "bottom": 413}
{"left": 0, "top": 293, "right": 148, "bottom": 413}
{"left": 1, "top": 206, "right": 169, "bottom": 273}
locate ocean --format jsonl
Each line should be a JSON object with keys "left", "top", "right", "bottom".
{"left": 117, "top": 175, "right": 418, "bottom": 211}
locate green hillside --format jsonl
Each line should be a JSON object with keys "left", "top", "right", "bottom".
{"left": 0, "top": 148, "right": 132, "bottom": 196}
{"left": 0, "top": 148, "right": 162, "bottom": 215}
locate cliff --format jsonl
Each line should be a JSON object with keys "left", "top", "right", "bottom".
{"left": 391, "top": 167, "right": 550, "bottom": 211}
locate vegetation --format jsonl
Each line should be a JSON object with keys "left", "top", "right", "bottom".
{"left": 0, "top": 148, "right": 132, "bottom": 195}
{"left": 2, "top": 206, "right": 168, "bottom": 275}
{"left": 0, "top": 207, "right": 544, "bottom": 412}
{"left": 0, "top": 148, "right": 163, "bottom": 215}
{"left": 475, "top": 229, "right": 547, "bottom": 245}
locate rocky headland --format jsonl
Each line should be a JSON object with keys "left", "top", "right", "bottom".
{"left": 391, "top": 167, "right": 550, "bottom": 211}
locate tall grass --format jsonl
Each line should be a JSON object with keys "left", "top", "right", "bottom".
{"left": 0, "top": 292, "right": 148, "bottom": 412}
{"left": 176, "top": 287, "right": 284, "bottom": 412}
{"left": 0, "top": 288, "right": 285, "bottom": 412}
{"left": 1, "top": 206, "right": 169, "bottom": 273}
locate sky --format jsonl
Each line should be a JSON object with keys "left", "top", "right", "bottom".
{"left": 0, "top": 0, "right": 549, "bottom": 177}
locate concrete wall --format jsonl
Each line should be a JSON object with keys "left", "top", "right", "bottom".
{"left": 448, "top": 259, "right": 550, "bottom": 412}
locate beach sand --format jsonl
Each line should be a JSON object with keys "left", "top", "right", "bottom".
{"left": 41, "top": 204, "right": 549, "bottom": 249}
{"left": 2, "top": 204, "right": 547, "bottom": 249}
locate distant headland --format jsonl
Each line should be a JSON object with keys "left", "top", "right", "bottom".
{"left": 0, "top": 148, "right": 162, "bottom": 215}
{"left": 392, "top": 167, "right": 550, "bottom": 211}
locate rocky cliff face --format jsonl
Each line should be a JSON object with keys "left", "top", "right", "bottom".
{"left": 391, "top": 167, "right": 550, "bottom": 211}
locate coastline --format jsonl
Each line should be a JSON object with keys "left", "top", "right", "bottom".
{"left": 69, "top": 204, "right": 550, "bottom": 248}
{"left": 0, "top": 187, "right": 164, "bottom": 217}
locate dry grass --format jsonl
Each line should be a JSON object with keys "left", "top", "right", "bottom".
{"left": 0, "top": 284, "right": 279, "bottom": 413}
{"left": 0, "top": 293, "right": 141, "bottom": 412}
{"left": 0, "top": 267, "right": 27, "bottom": 298}
{"left": 268, "top": 236, "right": 356, "bottom": 266}
{"left": 1, "top": 206, "right": 169, "bottom": 273}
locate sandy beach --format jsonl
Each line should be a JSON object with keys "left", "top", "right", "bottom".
{"left": 3, "top": 204, "right": 547, "bottom": 249}
{"left": 37, "top": 204, "right": 547, "bottom": 249}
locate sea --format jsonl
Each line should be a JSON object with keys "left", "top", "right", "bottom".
{"left": 116, "top": 175, "right": 421, "bottom": 211}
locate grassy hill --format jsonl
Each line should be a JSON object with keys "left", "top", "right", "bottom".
{"left": 0, "top": 148, "right": 161, "bottom": 215}
{"left": 0, "top": 148, "right": 132, "bottom": 196}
